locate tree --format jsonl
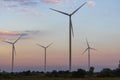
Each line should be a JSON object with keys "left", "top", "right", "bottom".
{"left": 72, "top": 69, "right": 86, "bottom": 78}
{"left": 88, "top": 66, "right": 95, "bottom": 77}
{"left": 113, "top": 68, "right": 120, "bottom": 77}
{"left": 98, "top": 68, "right": 114, "bottom": 77}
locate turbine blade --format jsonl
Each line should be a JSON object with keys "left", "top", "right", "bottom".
{"left": 86, "top": 38, "right": 89, "bottom": 47}
{"left": 13, "top": 46, "right": 17, "bottom": 55}
{"left": 82, "top": 48, "right": 88, "bottom": 54}
{"left": 50, "top": 8, "right": 69, "bottom": 16}
{"left": 71, "top": 2, "right": 87, "bottom": 15}
{"left": 37, "top": 44, "right": 45, "bottom": 48}
{"left": 46, "top": 43, "right": 53, "bottom": 48}
{"left": 2, "top": 40, "right": 13, "bottom": 44}
{"left": 90, "top": 48, "right": 97, "bottom": 51}
{"left": 70, "top": 18, "right": 74, "bottom": 37}
{"left": 14, "top": 35, "right": 22, "bottom": 43}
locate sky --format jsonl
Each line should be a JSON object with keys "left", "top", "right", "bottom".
{"left": 0, "top": 0, "right": 120, "bottom": 72}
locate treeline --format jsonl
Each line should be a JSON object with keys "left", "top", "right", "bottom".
{"left": 0, "top": 67, "right": 120, "bottom": 78}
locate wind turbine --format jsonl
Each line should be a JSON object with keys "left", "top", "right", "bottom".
{"left": 37, "top": 43, "right": 53, "bottom": 73}
{"left": 50, "top": 2, "right": 87, "bottom": 71}
{"left": 3, "top": 35, "right": 22, "bottom": 72}
{"left": 118, "top": 60, "right": 120, "bottom": 68}
{"left": 82, "top": 39, "right": 97, "bottom": 71}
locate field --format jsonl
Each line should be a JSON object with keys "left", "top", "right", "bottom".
{"left": 0, "top": 77, "right": 120, "bottom": 80}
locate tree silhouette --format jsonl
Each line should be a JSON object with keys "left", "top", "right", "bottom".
{"left": 72, "top": 69, "right": 86, "bottom": 78}
{"left": 98, "top": 68, "right": 114, "bottom": 77}
{"left": 88, "top": 66, "right": 94, "bottom": 77}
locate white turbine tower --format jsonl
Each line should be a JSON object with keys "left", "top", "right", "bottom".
{"left": 3, "top": 35, "right": 22, "bottom": 72}
{"left": 82, "top": 39, "right": 97, "bottom": 71}
{"left": 37, "top": 43, "right": 53, "bottom": 73}
{"left": 50, "top": 2, "right": 87, "bottom": 72}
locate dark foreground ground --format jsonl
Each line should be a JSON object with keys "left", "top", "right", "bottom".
{"left": 0, "top": 76, "right": 120, "bottom": 80}
{"left": 0, "top": 67, "right": 120, "bottom": 80}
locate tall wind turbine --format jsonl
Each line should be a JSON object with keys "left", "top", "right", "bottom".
{"left": 37, "top": 43, "right": 53, "bottom": 73}
{"left": 3, "top": 35, "right": 22, "bottom": 72}
{"left": 82, "top": 39, "right": 97, "bottom": 71}
{"left": 50, "top": 2, "right": 87, "bottom": 71}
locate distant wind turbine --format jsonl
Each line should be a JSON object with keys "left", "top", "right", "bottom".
{"left": 50, "top": 2, "right": 87, "bottom": 71}
{"left": 118, "top": 60, "right": 120, "bottom": 68}
{"left": 37, "top": 43, "right": 53, "bottom": 73}
{"left": 82, "top": 39, "right": 97, "bottom": 70}
{"left": 3, "top": 35, "right": 22, "bottom": 72}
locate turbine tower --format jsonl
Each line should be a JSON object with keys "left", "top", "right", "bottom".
{"left": 50, "top": 2, "right": 87, "bottom": 71}
{"left": 118, "top": 60, "right": 120, "bottom": 69}
{"left": 3, "top": 35, "right": 22, "bottom": 72}
{"left": 37, "top": 43, "right": 53, "bottom": 73}
{"left": 82, "top": 39, "right": 96, "bottom": 71}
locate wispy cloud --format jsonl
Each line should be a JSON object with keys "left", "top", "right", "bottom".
{"left": 0, "top": 30, "right": 19, "bottom": 40}
{"left": 0, "top": 0, "right": 41, "bottom": 16}
{"left": 1, "top": 0, "right": 39, "bottom": 7}
{"left": 21, "top": 8, "right": 41, "bottom": 16}
{"left": 87, "top": 0, "right": 96, "bottom": 6}
{"left": 41, "top": 0, "right": 95, "bottom": 5}
{"left": 0, "top": 30, "right": 41, "bottom": 40}
{"left": 0, "top": 30, "right": 18, "bottom": 35}
{"left": 41, "top": 0, "right": 61, "bottom": 4}
{"left": 41, "top": 0, "right": 73, "bottom": 4}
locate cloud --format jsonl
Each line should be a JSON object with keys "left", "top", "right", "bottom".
{"left": 41, "top": 0, "right": 61, "bottom": 4}
{"left": 21, "top": 8, "right": 41, "bottom": 16}
{"left": 0, "top": 30, "right": 41, "bottom": 40}
{"left": 19, "top": 0, "right": 38, "bottom": 6}
{"left": 0, "top": 0, "right": 41, "bottom": 16}
{"left": 1, "top": 0, "right": 39, "bottom": 6}
{"left": 41, "top": 0, "right": 85, "bottom": 4}
{"left": 0, "top": 30, "right": 19, "bottom": 40}
{"left": 0, "top": 30, "right": 18, "bottom": 35}
{"left": 41, "top": 0, "right": 72, "bottom": 4}
{"left": 87, "top": 0, "right": 96, "bottom": 6}
{"left": 0, "top": 0, "right": 32, "bottom": 9}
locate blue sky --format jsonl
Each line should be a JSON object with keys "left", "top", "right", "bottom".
{"left": 0, "top": 0, "right": 120, "bottom": 72}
